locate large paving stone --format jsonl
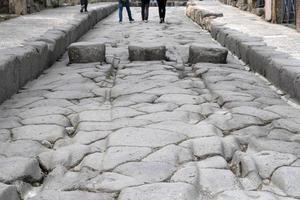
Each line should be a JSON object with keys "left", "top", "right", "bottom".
{"left": 143, "top": 144, "right": 193, "bottom": 165}
{"left": 102, "top": 146, "right": 152, "bottom": 170}
{"left": 198, "top": 168, "right": 242, "bottom": 195}
{"left": 27, "top": 190, "right": 115, "bottom": 200}
{"left": 68, "top": 42, "right": 106, "bottom": 63}
{"left": 21, "top": 114, "right": 70, "bottom": 127}
{"left": 114, "top": 161, "right": 176, "bottom": 183}
{"left": 0, "top": 157, "right": 42, "bottom": 183}
{"left": 146, "top": 120, "right": 222, "bottom": 138}
{"left": 77, "top": 118, "right": 150, "bottom": 132}
{"left": 216, "top": 190, "right": 293, "bottom": 200}
{"left": 38, "top": 144, "right": 91, "bottom": 170}
{"left": 118, "top": 183, "right": 199, "bottom": 200}
{"left": 41, "top": 166, "right": 97, "bottom": 191}
{"left": 134, "top": 111, "right": 201, "bottom": 124}
{"left": 0, "top": 140, "right": 48, "bottom": 157}
{"left": 0, "top": 129, "right": 10, "bottom": 142}
{"left": 180, "top": 136, "right": 224, "bottom": 159}
{"left": 12, "top": 125, "right": 66, "bottom": 143}
{"left": 128, "top": 44, "right": 166, "bottom": 61}
{"left": 0, "top": 183, "right": 19, "bottom": 200}
{"left": 74, "top": 152, "right": 104, "bottom": 171}
{"left": 271, "top": 166, "right": 300, "bottom": 198}
{"left": 107, "top": 127, "right": 186, "bottom": 148}
{"left": 83, "top": 172, "right": 142, "bottom": 192}
{"left": 189, "top": 44, "right": 228, "bottom": 64}
{"left": 252, "top": 151, "right": 297, "bottom": 179}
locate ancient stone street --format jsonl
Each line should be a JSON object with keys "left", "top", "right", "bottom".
{"left": 1, "top": 5, "right": 300, "bottom": 200}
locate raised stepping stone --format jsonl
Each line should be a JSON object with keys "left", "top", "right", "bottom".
{"left": 128, "top": 44, "right": 166, "bottom": 61}
{"left": 68, "top": 42, "right": 106, "bottom": 63}
{"left": 188, "top": 44, "right": 228, "bottom": 64}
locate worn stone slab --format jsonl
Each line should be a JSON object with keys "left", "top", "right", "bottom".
{"left": 27, "top": 190, "right": 115, "bottom": 200}
{"left": 128, "top": 44, "right": 166, "bottom": 61}
{"left": 188, "top": 44, "right": 228, "bottom": 64}
{"left": 0, "top": 157, "right": 42, "bottom": 183}
{"left": 68, "top": 42, "right": 106, "bottom": 63}
{"left": 271, "top": 167, "right": 300, "bottom": 198}
{"left": 0, "top": 183, "right": 19, "bottom": 200}
{"left": 118, "top": 183, "right": 199, "bottom": 200}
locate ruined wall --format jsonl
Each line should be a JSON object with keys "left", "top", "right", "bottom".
{"left": 0, "top": 0, "right": 10, "bottom": 13}
{"left": 219, "top": 0, "right": 265, "bottom": 16}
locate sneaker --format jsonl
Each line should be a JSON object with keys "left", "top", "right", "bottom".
{"left": 129, "top": 19, "right": 135, "bottom": 23}
{"left": 119, "top": 21, "right": 123, "bottom": 24}
{"left": 145, "top": 20, "right": 148, "bottom": 23}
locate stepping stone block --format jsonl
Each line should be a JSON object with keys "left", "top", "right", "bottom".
{"left": 68, "top": 42, "right": 106, "bottom": 63}
{"left": 128, "top": 44, "right": 166, "bottom": 61}
{"left": 188, "top": 44, "right": 228, "bottom": 64}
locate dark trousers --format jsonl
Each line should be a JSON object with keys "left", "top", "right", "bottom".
{"left": 141, "top": 0, "right": 150, "bottom": 20}
{"left": 157, "top": 0, "right": 166, "bottom": 20}
{"left": 119, "top": 0, "right": 133, "bottom": 22}
{"left": 80, "top": 0, "right": 88, "bottom": 11}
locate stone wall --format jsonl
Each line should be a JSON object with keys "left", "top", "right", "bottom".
{"left": 0, "top": 0, "right": 9, "bottom": 13}
{"left": 219, "top": 0, "right": 265, "bottom": 16}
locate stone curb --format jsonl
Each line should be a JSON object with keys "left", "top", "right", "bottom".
{"left": 0, "top": 3, "right": 118, "bottom": 104}
{"left": 186, "top": 4, "right": 300, "bottom": 102}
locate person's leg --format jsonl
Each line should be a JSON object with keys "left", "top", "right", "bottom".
{"left": 157, "top": 0, "right": 162, "bottom": 20}
{"left": 118, "top": 0, "right": 123, "bottom": 22}
{"left": 85, "top": 0, "right": 88, "bottom": 12}
{"left": 162, "top": 0, "right": 166, "bottom": 21}
{"left": 141, "top": 0, "right": 145, "bottom": 21}
{"left": 125, "top": 0, "right": 134, "bottom": 21}
{"left": 80, "top": 0, "right": 84, "bottom": 12}
{"left": 145, "top": 0, "right": 150, "bottom": 20}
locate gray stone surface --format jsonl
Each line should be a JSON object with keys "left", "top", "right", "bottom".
{"left": 186, "top": 1, "right": 300, "bottom": 102}
{"left": 271, "top": 167, "right": 300, "bottom": 198}
{"left": 1, "top": 6, "right": 300, "bottom": 200}
{"left": 118, "top": 183, "right": 199, "bottom": 200}
{"left": 0, "top": 157, "right": 42, "bottom": 183}
{"left": 128, "top": 44, "right": 166, "bottom": 61}
{"left": 68, "top": 42, "right": 106, "bottom": 63}
{"left": 189, "top": 44, "right": 228, "bottom": 64}
{"left": 0, "top": 183, "right": 20, "bottom": 200}
{"left": 0, "top": 3, "right": 118, "bottom": 104}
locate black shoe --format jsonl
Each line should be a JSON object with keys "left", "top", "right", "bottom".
{"left": 160, "top": 18, "right": 163, "bottom": 23}
{"left": 80, "top": 8, "right": 83, "bottom": 13}
{"left": 85, "top": 9, "right": 88, "bottom": 12}
{"left": 129, "top": 19, "right": 135, "bottom": 23}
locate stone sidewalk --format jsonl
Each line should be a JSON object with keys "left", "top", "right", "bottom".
{"left": 0, "top": 3, "right": 117, "bottom": 104}
{"left": 0, "top": 3, "right": 116, "bottom": 49}
{"left": 1, "top": 7, "right": 300, "bottom": 200}
{"left": 186, "top": 0, "right": 300, "bottom": 103}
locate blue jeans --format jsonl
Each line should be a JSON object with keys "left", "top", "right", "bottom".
{"left": 119, "top": 0, "right": 133, "bottom": 22}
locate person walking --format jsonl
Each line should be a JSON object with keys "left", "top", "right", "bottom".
{"left": 80, "top": 0, "right": 88, "bottom": 12}
{"left": 119, "top": 0, "right": 134, "bottom": 23}
{"left": 141, "top": 0, "right": 150, "bottom": 22}
{"left": 157, "top": 0, "right": 166, "bottom": 23}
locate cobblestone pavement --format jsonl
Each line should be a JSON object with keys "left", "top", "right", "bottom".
{"left": 1, "top": 7, "right": 300, "bottom": 200}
